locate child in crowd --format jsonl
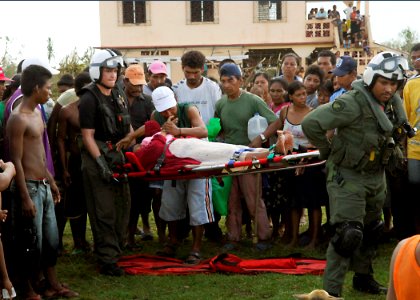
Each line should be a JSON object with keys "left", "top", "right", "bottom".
{"left": 318, "top": 80, "right": 334, "bottom": 105}
{"left": 303, "top": 65, "right": 324, "bottom": 108}
{"left": 249, "top": 85, "right": 265, "bottom": 101}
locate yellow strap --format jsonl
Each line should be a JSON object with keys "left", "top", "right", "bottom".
{"left": 369, "top": 150, "right": 375, "bottom": 161}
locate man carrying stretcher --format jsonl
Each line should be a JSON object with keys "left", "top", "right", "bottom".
{"left": 214, "top": 63, "right": 280, "bottom": 251}
{"left": 117, "top": 85, "right": 213, "bottom": 264}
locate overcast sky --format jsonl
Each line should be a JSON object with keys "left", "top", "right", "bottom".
{"left": 0, "top": 1, "right": 419, "bottom": 67}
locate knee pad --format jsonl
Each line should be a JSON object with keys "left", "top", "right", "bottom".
{"left": 363, "top": 220, "right": 384, "bottom": 246}
{"left": 331, "top": 221, "right": 363, "bottom": 257}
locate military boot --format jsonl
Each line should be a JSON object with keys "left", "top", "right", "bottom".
{"left": 352, "top": 273, "right": 388, "bottom": 294}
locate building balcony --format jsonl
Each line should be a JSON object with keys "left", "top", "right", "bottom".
{"left": 305, "top": 19, "right": 335, "bottom": 43}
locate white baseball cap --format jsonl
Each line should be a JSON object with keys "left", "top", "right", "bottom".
{"left": 152, "top": 86, "right": 177, "bottom": 112}
{"left": 22, "top": 57, "right": 59, "bottom": 75}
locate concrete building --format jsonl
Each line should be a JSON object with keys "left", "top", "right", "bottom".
{"left": 98, "top": 1, "right": 386, "bottom": 83}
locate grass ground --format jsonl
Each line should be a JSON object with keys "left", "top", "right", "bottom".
{"left": 56, "top": 217, "right": 396, "bottom": 300}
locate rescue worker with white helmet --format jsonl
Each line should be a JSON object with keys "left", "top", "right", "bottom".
{"left": 78, "top": 49, "right": 132, "bottom": 276}
{"left": 302, "top": 52, "right": 410, "bottom": 297}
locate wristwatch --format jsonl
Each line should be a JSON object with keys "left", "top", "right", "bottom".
{"left": 259, "top": 133, "right": 267, "bottom": 143}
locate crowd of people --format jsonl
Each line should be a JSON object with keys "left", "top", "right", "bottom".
{"left": 307, "top": 4, "right": 369, "bottom": 51}
{"left": 0, "top": 43, "right": 419, "bottom": 299}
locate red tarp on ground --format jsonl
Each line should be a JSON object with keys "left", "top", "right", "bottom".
{"left": 118, "top": 253, "right": 326, "bottom": 276}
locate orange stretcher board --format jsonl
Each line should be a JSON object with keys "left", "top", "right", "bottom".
{"left": 113, "top": 150, "right": 325, "bottom": 181}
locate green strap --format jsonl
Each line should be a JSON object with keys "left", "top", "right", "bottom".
{"left": 267, "top": 144, "right": 276, "bottom": 160}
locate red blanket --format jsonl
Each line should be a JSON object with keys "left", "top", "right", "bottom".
{"left": 118, "top": 253, "right": 326, "bottom": 276}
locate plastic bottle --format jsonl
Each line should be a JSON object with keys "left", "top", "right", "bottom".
{"left": 247, "top": 113, "right": 268, "bottom": 141}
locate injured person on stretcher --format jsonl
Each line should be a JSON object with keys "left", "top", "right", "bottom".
{"left": 117, "top": 120, "right": 294, "bottom": 172}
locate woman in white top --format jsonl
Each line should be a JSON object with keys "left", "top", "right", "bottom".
{"left": 279, "top": 81, "right": 312, "bottom": 150}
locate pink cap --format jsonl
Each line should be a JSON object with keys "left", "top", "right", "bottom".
{"left": 0, "top": 67, "right": 12, "bottom": 82}
{"left": 148, "top": 60, "right": 167, "bottom": 75}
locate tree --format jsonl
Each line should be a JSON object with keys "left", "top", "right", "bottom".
{"left": 384, "top": 27, "right": 419, "bottom": 53}
{"left": 47, "top": 37, "right": 55, "bottom": 63}
{"left": 58, "top": 47, "right": 94, "bottom": 77}
{"left": 0, "top": 36, "right": 17, "bottom": 77}
{"left": 400, "top": 27, "right": 419, "bottom": 53}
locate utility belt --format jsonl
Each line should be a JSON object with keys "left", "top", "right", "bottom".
{"left": 329, "top": 131, "right": 406, "bottom": 175}
{"left": 330, "top": 141, "right": 383, "bottom": 175}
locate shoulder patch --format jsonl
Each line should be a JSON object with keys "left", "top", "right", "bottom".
{"left": 332, "top": 100, "right": 345, "bottom": 112}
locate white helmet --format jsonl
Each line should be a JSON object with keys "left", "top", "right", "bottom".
{"left": 89, "top": 49, "right": 124, "bottom": 82}
{"left": 363, "top": 51, "right": 409, "bottom": 87}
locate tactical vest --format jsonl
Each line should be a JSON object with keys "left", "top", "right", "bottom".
{"left": 83, "top": 83, "right": 131, "bottom": 143}
{"left": 153, "top": 103, "right": 192, "bottom": 128}
{"left": 329, "top": 86, "right": 405, "bottom": 174}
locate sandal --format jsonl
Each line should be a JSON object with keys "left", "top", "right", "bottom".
{"left": 156, "top": 243, "right": 177, "bottom": 258}
{"left": 43, "top": 286, "right": 79, "bottom": 299}
{"left": 184, "top": 251, "right": 202, "bottom": 265}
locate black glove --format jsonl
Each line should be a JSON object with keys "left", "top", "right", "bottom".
{"left": 318, "top": 147, "right": 331, "bottom": 160}
{"left": 96, "top": 155, "right": 113, "bottom": 183}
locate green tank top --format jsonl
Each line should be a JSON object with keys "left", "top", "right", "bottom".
{"left": 153, "top": 103, "right": 192, "bottom": 128}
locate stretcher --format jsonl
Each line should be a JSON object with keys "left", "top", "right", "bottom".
{"left": 114, "top": 148, "right": 325, "bottom": 245}
{"left": 113, "top": 150, "right": 325, "bottom": 181}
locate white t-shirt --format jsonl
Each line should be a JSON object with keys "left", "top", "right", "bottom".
{"left": 172, "top": 77, "right": 222, "bottom": 125}
{"left": 344, "top": 7, "right": 352, "bottom": 20}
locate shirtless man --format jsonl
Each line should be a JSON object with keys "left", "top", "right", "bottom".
{"left": 56, "top": 72, "right": 91, "bottom": 254}
{"left": 7, "top": 65, "right": 78, "bottom": 300}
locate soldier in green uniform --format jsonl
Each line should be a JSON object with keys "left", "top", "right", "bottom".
{"left": 302, "top": 52, "right": 411, "bottom": 297}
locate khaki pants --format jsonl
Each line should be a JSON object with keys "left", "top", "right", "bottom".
{"left": 226, "top": 173, "right": 270, "bottom": 242}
